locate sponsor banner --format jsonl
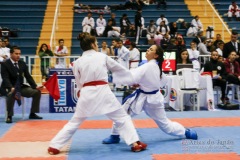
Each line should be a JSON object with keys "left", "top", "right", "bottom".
{"left": 49, "top": 69, "right": 78, "bottom": 113}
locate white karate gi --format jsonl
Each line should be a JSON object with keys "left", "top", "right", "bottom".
{"left": 54, "top": 46, "right": 68, "bottom": 68}
{"left": 117, "top": 45, "right": 130, "bottom": 69}
{"left": 156, "top": 17, "right": 169, "bottom": 26}
{"left": 187, "top": 48, "right": 200, "bottom": 71}
{"left": 49, "top": 50, "right": 139, "bottom": 150}
{"left": 129, "top": 48, "right": 140, "bottom": 69}
{"left": 0, "top": 47, "right": 10, "bottom": 62}
{"left": 112, "top": 59, "right": 186, "bottom": 137}
{"left": 96, "top": 18, "right": 106, "bottom": 36}
{"left": 82, "top": 17, "right": 95, "bottom": 33}
{"left": 191, "top": 18, "right": 203, "bottom": 32}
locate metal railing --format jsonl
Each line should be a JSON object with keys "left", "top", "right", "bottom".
{"left": 28, "top": 55, "right": 80, "bottom": 74}
{"left": 50, "top": 0, "right": 62, "bottom": 51}
{"left": 206, "top": 0, "right": 231, "bottom": 41}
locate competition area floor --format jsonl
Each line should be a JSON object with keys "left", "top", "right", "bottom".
{"left": 0, "top": 93, "right": 240, "bottom": 160}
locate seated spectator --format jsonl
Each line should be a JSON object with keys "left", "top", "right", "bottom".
{"left": 192, "top": 31, "right": 204, "bottom": 45}
{"left": 120, "top": 14, "right": 134, "bottom": 37}
{"left": 156, "top": 14, "right": 169, "bottom": 26}
{"left": 191, "top": 15, "right": 203, "bottom": 32}
{"left": 156, "top": 21, "right": 170, "bottom": 36}
{"left": 108, "top": 13, "right": 121, "bottom": 33}
{"left": 96, "top": 14, "right": 106, "bottom": 37}
{"left": 177, "top": 49, "right": 191, "bottom": 64}
{"left": 99, "top": 41, "right": 111, "bottom": 56}
{"left": 218, "top": 55, "right": 224, "bottom": 63}
{"left": 203, "top": 51, "right": 228, "bottom": 104}
{"left": 228, "top": 1, "right": 240, "bottom": 21}
{"left": 157, "top": 0, "right": 167, "bottom": 10}
{"left": 82, "top": 12, "right": 94, "bottom": 34}
{"left": 198, "top": 37, "right": 211, "bottom": 64}
{"left": 206, "top": 39, "right": 216, "bottom": 52}
{"left": 166, "top": 38, "right": 177, "bottom": 50}
{"left": 129, "top": 42, "right": 140, "bottom": 70}
{"left": 0, "top": 39, "right": 10, "bottom": 62}
{"left": 175, "top": 35, "right": 186, "bottom": 59}
{"left": 169, "top": 22, "right": 178, "bottom": 38}
{"left": 38, "top": 43, "right": 54, "bottom": 80}
{"left": 216, "top": 41, "right": 225, "bottom": 56}
{"left": 161, "top": 33, "right": 171, "bottom": 49}
{"left": 103, "top": 19, "right": 120, "bottom": 37}
{"left": 110, "top": 39, "right": 119, "bottom": 57}
{"left": 3, "top": 37, "right": 11, "bottom": 48}
{"left": 54, "top": 39, "right": 68, "bottom": 68}
{"left": 224, "top": 51, "right": 240, "bottom": 85}
{"left": 213, "top": 34, "right": 224, "bottom": 48}
{"left": 187, "top": 41, "right": 200, "bottom": 71}
{"left": 146, "top": 20, "right": 157, "bottom": 44}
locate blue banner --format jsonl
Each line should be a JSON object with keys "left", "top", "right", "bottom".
{"left": 49, "top": 69, "right": 78, "bottom": 113}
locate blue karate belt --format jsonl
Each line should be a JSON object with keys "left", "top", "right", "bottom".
{"left": 190, "top": 58, "right": 198, "bottom": 61}
{"left": 122, "top": 88, "right": 159, "bottom": 105}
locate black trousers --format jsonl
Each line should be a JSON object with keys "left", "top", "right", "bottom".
{"left": 6, "top": 86, "right": 41, "bottom": 116}
{"left": 226, "top": 74, "right": 240, "bottom": 85}
{"left": 213, "top": 79, "right": 227, "bottom": 99}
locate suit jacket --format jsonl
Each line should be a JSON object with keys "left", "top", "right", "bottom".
{"left": 223, "top": 41, "right": 240, "bottom": 58}
{"left": 0, "top": 59, "right": 37, "bottom": 95}
{"left": 224, "top": 58, "right": 240, "bottom": 77}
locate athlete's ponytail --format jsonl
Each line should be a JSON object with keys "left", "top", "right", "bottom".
{"left": 155, "top": 45, "right": 164, "bottom": 78}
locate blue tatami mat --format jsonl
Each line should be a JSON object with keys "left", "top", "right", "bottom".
{"left": 68, "top": 126, "right": 240, "bottom": 160}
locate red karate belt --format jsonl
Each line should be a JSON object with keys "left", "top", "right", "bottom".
{"left": 83, "top": 81, "right": 108, "bottom": 87}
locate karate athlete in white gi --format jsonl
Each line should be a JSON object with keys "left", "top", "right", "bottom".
{"left": 103, "top": 45, "right": 198, "bottom": 144}
{"left": 48, "top": 33, "right": 147, "bottom": 155}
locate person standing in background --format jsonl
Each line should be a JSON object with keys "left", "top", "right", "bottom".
{"left": 54, "top": 39, "right": 68, "bottom": 68}
{"left": 38, "top": 43, "right": 54, "bottom": 80}
{"left": 135, "top": 8, "right": 143, "bottom": 45}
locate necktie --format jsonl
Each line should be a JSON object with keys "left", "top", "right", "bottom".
{"left": 233, "top": 42, "right": 237, "bottom": 51}
{"left": 13, "top": 62, "right": 21, "bottom": 106}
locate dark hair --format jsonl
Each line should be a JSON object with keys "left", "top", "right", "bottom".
{"left": 38, "top": 43, "right": 50, "bottom": 52}
{"left": 232, "top": 31, "right": 238, "bottom": 35}
{"left": 77, "top": 32, "right": 96, "bottom": 51}
{"left": 177, "top": 49, "right": 191, "bottom": 64}
{"left": 112, "top": 38, "right": 119, "bottom": 42}
{"left": 130, "top": 42, "right": 136, "bottom": 48}
{"left": 155, "top": 45, "right": 164, "bottom": 78}
{"left": 10, "top": 46, "right": 20, "bottom": 54}
{"left": 58, "top": 39, "right": 64, "bottom": 43}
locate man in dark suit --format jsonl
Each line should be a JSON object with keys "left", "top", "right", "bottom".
{"left": 0, "top": 46, "right": 42, "bottom": 123}
{"left": 223, "top": 31, "right": 240, "bottom": 64}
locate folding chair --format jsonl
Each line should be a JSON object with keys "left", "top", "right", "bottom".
{"left": 227, "top": 83, "right": 240, "bottom": 102}
{"left": 176, "top": 68, "right": 201, "bottom": 111}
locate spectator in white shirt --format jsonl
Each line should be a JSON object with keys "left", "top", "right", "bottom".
{"left": 0, "top": 39, "right": 10, "bottom": 62}
{"left": 96, "top": 14, "right": 106, "bottom": 37}
{"left": 191, "top": 15, "right": 203, "bottom": 32}
{"left": 228, "top": 1, "right": 240, "bottom": 21}
{"left": 156, "top": 14, "right": 169, "bottom": 26}
{"left": 82, "top": 12, "right": 95, "bottom": 33}
{"left": 54, "top": 39, "right": 69, "bottom": 68}
{"left": 128, "top": 42, "right": 140, "bottom": 69}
